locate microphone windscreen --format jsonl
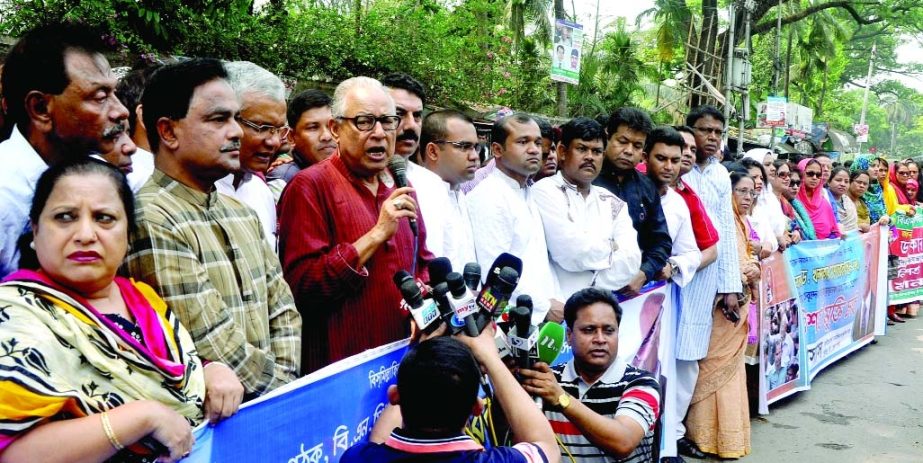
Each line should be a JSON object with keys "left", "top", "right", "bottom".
{"left": 428, "top": 257, "right": 453, "bottom": 287}
{"left": 536, "top": 322, "right": 566, "bottom": 365}
{"left": 393, "top": 270, "right": 413, "bottom": 288}
{"left": 387, "top": 155, "right": 409, "bottom": 188}
{"left": 497, "top": 267, "right": 520, "bottom": 291}
{"left": 486, "top": 253, "right": 523, "bottom": 286}
{"left": 516, "top": 295, "right": 533, "bottom": 310}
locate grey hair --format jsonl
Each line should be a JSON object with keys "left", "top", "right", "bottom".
{"left": 330, "top": 76, "right": 393, "bottom": 118}
{"left": 224, "top": 60, "right": 285, "bottom": 102}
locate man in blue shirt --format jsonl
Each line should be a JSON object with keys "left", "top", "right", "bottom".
{"left": 343, "top": 331, "right": 559, "bottom": 463}
{"left": 593, "top": 108, "right": 672, "bottom": 296}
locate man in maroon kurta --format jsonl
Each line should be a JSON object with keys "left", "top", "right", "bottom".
{"left": 278, "top": 77, "right": 433, "bottom": 374}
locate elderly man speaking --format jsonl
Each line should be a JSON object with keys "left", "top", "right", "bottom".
{"left": 278, "top": 77, "right": 433, "bottom": 374}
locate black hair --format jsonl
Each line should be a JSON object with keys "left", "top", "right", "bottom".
{"left": 685, "top": 105, "right": 725, "bottom": 128}
{"left": 492, "top": 113, "right": 535, "bottom": 147}
{"left": 850, "top": 169, "right": 870, "bottom": 182}
{"left": 813, "top": 152, "right": 831, "bottom": 160}
{"left": 643, "top": 126, "right": 685, "bottom": 155}
{"left": 397, "top": 337, "right": 481, "bottom": 433}
{"left": 116, "top": 65, "right": 161, "bottom": 134}
{"left": 556, "top": 45, "right": 565, "bottom": 53}
{"left": 773, "top": 159, "right": 790, "bottom": 171}
{"left": 740, "top": 158, "right": 768, "bottom": 184}
{"left": 673, "top": 125, "right": 695, "bottom": 137}
{"left": 828, "top": 166, "right": 850, "bottom": 185}
{"left": 607, "top": 107, "right": 654, "bottom": 138}
{"left": 563, "top": 287, "right": 622, "bottom": 329}
{"left": 559, "top": 117, "right": 605, "bottom": 149}
{"left": 30, "top": 157, "right": 135, "bottom": 237}
{"left": 2, "top": 22, "right": 108, "bottom": 127}
{"left": 287, "top": 89, "right": 332, "bottom": 128}
{"left": 535, "top": 117, "right": 554, "bottom": 141}
{"left": 729, "top": 170, "right": 752, "bottom": 188}
{"left": 381, "top": 73, "right": 427, "bottom": 106}
{"left": 142, "top": 58, "right": 229, "bottom": 152}
{"left": 420, "top": 109, "right": 475, "bottom": 154}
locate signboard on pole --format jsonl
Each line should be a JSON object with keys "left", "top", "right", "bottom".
{"left": 763, "top": 96, "right": 787, "bottom": 127}
{"left": 551, "top": 19, "right": 583, "bottom": 85}
{"left": 854, "top": 123, "right": 869, "bottom": 143}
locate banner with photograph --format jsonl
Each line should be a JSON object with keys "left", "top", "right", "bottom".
{"left": 887, "top": 209, "right": 923, "bottom": 304}
{"left": 758, "top": 227, "right": 884, "bottom": 413}
{"left": 551, "top": 19, "right": 583, "bottom": 84}
{"left": 185, "top": 283, "right": 679, "bottom": 461}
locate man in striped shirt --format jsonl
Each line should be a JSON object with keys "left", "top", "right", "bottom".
{"left": 520, "top": 288, "right": 661, "bottom": 462}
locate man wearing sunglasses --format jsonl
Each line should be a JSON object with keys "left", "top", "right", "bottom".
{"left": 278, "top": 77, "right": 434, "bottom": 374}
{"left": 217, "top": 61, "right": 289, "bottom": 249}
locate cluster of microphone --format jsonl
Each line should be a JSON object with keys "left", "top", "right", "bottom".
{"left": 394, "top": 253, "right": 566, "bottom": 398}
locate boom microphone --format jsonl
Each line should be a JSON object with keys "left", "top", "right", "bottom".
{"left": 387, "top": 155, "right": 417, "bottom": 236}
{"left": 463, "top": 262, "right": 481, "bottom": 292}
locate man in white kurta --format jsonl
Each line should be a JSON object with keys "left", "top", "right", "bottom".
{"left": 415, "top": 110, "right": 479, "bottom": 270}
{"left": 533, "top": 117, "right": 641, "bottom": 300}
{"left": 642, "top": 127, "right": 701, "bottom": 287}
{"left": 467, "top": 114, "right": 562, "bottom": 324}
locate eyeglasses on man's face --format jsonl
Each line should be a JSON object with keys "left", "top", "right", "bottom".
{"left": 433, "top": 140, "right": 478, "bottom": 152}
{"left": 338, "top": 114, "right": 401, "bottom": 132}
{"left": 236, "top": 116, "right": 291, "bottom": 140}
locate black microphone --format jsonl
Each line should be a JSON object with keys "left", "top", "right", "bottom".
{"left": 428, "top": 257, "right": 453, "bottom": 287}
{"left": 399, "top": 279, "right": 440, "bottom": 332}
{"left": 485, "top": 253, "right": 523, "bottom": 288}
{"left": 387, "top": 155, "right": 418, "bottom": 236}
{"left": 508, "top": 303, "right": 535, "bottom": 370}
{"left": 476, "top": 266, "right": 519, "bottom": 321}
{"left": 447, "top": 272, "right": 479, "bottom": 337}
{"left": 463, "top": 262, "right": 481, "bottom": 292}
{"left": 431, "top": 282, "right": 458, "bottom": 335}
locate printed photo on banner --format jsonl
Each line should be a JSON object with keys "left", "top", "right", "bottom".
{"left": 763, "top": 299, "right": 801, "bottom": 392}
{"left": 551, "top": 19, "right": 583, "bottom": 85}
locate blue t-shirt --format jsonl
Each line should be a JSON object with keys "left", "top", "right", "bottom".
{"left": 341, "top": 432, "right": 548, "bottom": 463}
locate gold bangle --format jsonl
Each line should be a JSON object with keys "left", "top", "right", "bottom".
{"left": 101, "top": 411, "right": 125, "bottom": 451}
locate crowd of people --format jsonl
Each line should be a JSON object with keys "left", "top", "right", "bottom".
{"left": 0, "top": 23, "right": 911, "bottom": 463}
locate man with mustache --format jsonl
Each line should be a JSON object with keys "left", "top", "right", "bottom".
{"left": 519, "top": 288, "right": 661, "bottom": 463}
{"left": 642, "top": 126, "right": 700, "bottom": 288}
{"left": 215, "top": 61, "right": 288, "bottom": 249}
{"left": 382, "top": 73, "right": 425, "bottom": 166}
{"left": 126, "top": 59, "right": 301, "bottom": 399}
{"left": 268, "top": 89, "right": 336, "bottom": 183}
{"left": 671, "top": 106, "right": 742, "bottom": 461}
{"left": 467, "top": 113, "right": 563, "bottom": 323}
{"left": 0, "top": 23, "right": 131, "bottom": 277}
{"left": 593, "top": 108, "right": 672, "bottom": 297}
{"left": 414, "top": 110, "right": 479, "bottom": 270}
{"left": 533, "top": 117, "right": 640, "bottom": 299}
{"left": 278, "top": 77, "right": 433, "bottom": 374}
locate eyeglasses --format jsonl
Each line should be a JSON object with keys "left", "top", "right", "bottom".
{"left": 790, "top": 180, "right": 802, "bottom": 187}
{"left": 337, "top": 114, "right": 401, "bottom": 132}
{"left": 236, "top": 116, "right": 291, "bottom": 139}
{"left": 693, "top": 126, "right": 726, "bottom": 136}
{"left": 804, "top": 171, "right": 822, "bottom": 178}
{"left": 777, "top": 172, "right": 790, "bottom": 179}
{"left": 433, "top": 140, "right": 478, "bottom": 152}
{"left": 734, "top": 188, "right": 758, "bottom": 199}
{"left": 898, "top": 171, "right": 912, "bottom": 177}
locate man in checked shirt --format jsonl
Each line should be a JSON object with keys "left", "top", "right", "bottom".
{"left": 126, "top": 58, "right": 301, "bottom": 400}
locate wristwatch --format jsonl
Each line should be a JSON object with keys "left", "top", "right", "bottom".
{"left": 667, "top": 260, "right": 679, "bottom": 278}
{"left": 555, "top": 392, "right": 571, "bottom": 411}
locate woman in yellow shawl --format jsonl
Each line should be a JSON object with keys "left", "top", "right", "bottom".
{"left": 0, "top": 159, "right": 243, "bottom": 463}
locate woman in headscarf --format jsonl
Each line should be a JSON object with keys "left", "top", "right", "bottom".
{"left": 794, "top": 159, "right": 840, "bottom": 240}
{"left": 828, "top": 167, "right": 858, "bottom": 233}
{"left": 850, "top": 155, "right": 888, "bottom": 224}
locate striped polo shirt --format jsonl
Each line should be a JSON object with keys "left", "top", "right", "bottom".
{"left": 341, "top": 431, "right": 548, "bottom": 463}
{"left": 544, "top": 359, "right": 661, "bottom": 462}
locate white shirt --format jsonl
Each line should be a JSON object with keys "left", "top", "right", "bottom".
{"left": 215, "top": 172, "right": 278, "bottom": 250}
{"left": 533, "top": 173, "right": 641, "bottom": 299}
{"left": 410, "top": 163, "right": 477, "bottom": 271}
{"left": 467, "top": 169, "right": 560, "bottom": 323}
{"left": 660, "top": 188, "right": 701, "bottom": 287}
{"left": 0, "top": 126, "right": 46, "bottom": 277}
{"left": 126, "top": 147, "right": 155, "bottom": 193}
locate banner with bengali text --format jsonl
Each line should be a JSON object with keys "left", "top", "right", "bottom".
{"left": 184, "top": 283, "right": 679, "bottom": 462}
{"left": 888, "top": 209, "right": 923, "bottom": 304}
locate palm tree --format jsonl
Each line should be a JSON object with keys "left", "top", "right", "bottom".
{"left": 881, "top": 93, "right": 917, "bottom": 154}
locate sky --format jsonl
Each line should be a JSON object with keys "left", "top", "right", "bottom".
{"left": 574, "top": 0, "right": 923, "bottom": 91}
